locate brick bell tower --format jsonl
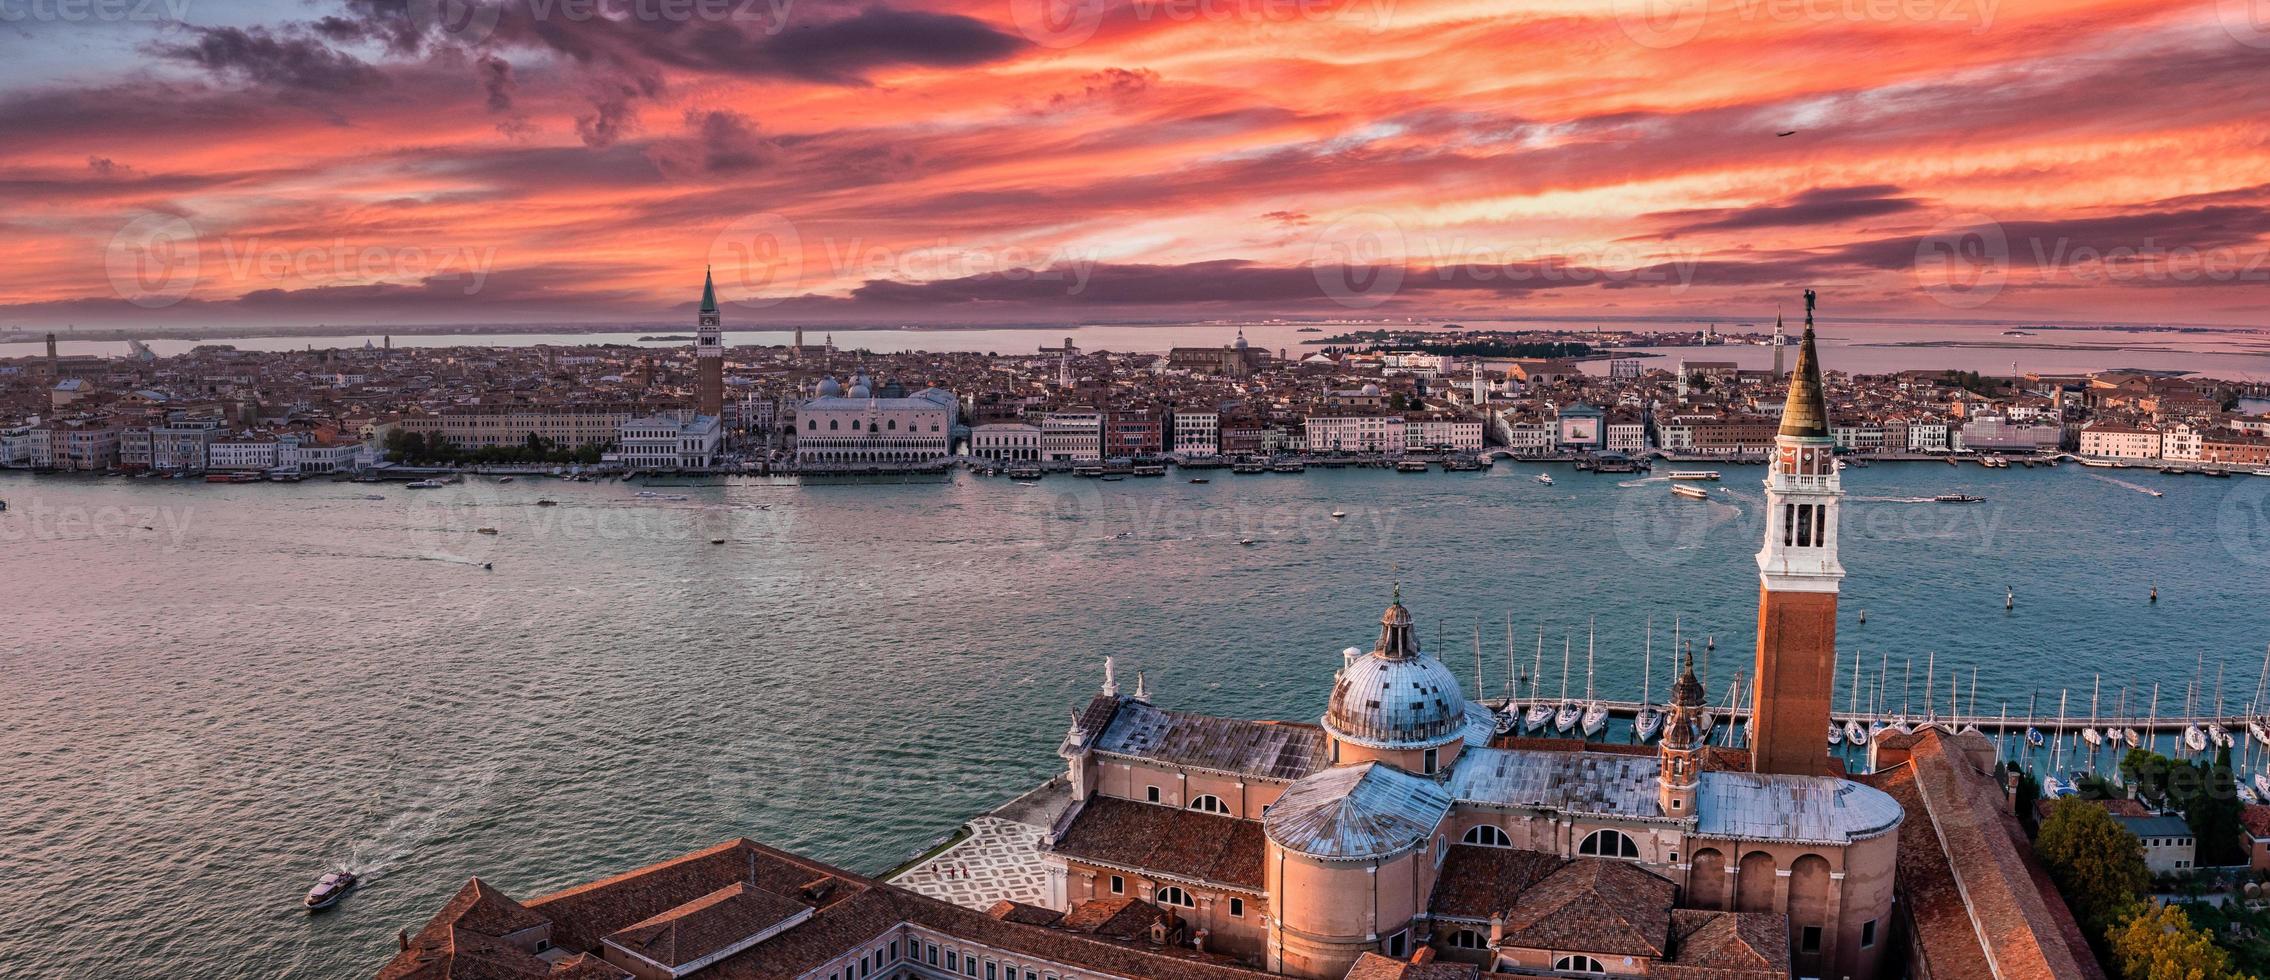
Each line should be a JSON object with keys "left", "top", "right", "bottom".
{"left": 1750, "top": 290, "right": 1842, "bottom": 777}
{"left": 696, "top": 268, "right": 724, "bottom": 420}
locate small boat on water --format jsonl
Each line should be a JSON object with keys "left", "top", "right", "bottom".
{"left": 1581, "top": 702, "right": 1609, "bottom": 738}
{"left": 405, "top": 479, "right": 446, "bottom": 489}
{"left": 1671, "top": 484, "right": 1710, "bottom": 500}
{"left": 475, "top": 527, "right": 498, "bottom": 535}
{"left": 1535, "top": 474, "right": 1553, "bottom": 485}
{"left": 2082, "top": 727, "right": 2102, "bottom": 748}
{"left": 1845, "top": 719, "right": 1868, "bottom": 747}
{"left": 305, "top": 870, "right": 358, "bottom": 911}
{"left": 361, "top": 494, "right": 386, "bottom": 501}
{"left": 1667, "top": 471, "right": 1720, "bottom": 481}
{"left": 1394, "top": 460, "right": 1430, "bottom": 473}
{"left": 1523, "top": 703, "right": 1555, "bottom": 733}
{"left": 2184, "top": 725, "right": 2208, "bottom": 752}
{"left": 2249, "top": 720, "right": 2270, "bottom": 747}
{"left": 2123, "top": 728, "right": 2140, "bottom": 748}
{"left": 1867, "top": 719, "right": 1886, "bottom": 743}
{"left": 2210, "top": 723, "right": 2233, "bottom": 748}
{"left": 1933, "top": 493, "right": 1985, "bottom": 503}
{"left": 1492, "top": 709, "right": 1516, "bottom": 736}
{"left": 1634, "top": 706, "right": 1665, "bottom": 743}
{"left": 1331, "top": 510, "right": 1347, "bottom": 519}
{"left": 2042, "top": 776, "right": 2077, "bottom": 799}
{"left": 1554, "top": 701, "right": 1581, "bottom": 734}
{"left": 2024, "top": 726, "right": 2045, "bottom": 748}
{"left": 535, "top": 499, "right": 558, "bottom": 507}
{"left": 1827, "top": 722, "right": 1843, "bottom": 747}
{"left": 1239, "top": 538, "right": 1256, "bottom": 546}
{"left": 496, "top": 476, "right": 515, "bottom": 483}
{"left": 2244, "top": 785, "right": 2262, "bottom": 805}
{"left": 1188, "top": 478, "right": 1209, "bottom": 484}
{"left": 2255, "top": 773, "right": 2270, "bottom": 802}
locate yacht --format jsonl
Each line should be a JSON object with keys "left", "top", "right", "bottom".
{"left": 1553, "top": 701, "right": 1581, "bottom": 734}
{"left": 305, "top": 870, "right": 358, "bottom": 911}
{"left": 1580, "top": 702, "right": 1609, "bottom": 738}
{"left": 2184, "top": 725, "right": 2208, "bottom": 753}
{"left": 1633, "top": 705, "right": 1664, "bottom": 743}
{"left": 1844, "top": 719, "right": 1868, "bottom": 747}
{"left": 2081, "top": 727, "right": 2102, "bottom": 748}
{"left": 1522, "top": 702, "right": 1555, "bottom": 733}
{"left": 2122, "top": 728, "right": 2140, "bottom": 748}
{"left": 1534, "top": 473, "right": 1553, "bottom": 486}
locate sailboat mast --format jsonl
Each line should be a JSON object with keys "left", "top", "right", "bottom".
{"left": 1561, "top": 631, "right": 1572, "bottom": 703}
{"left": 1643, "top": 615, "right": 1653, "bottom": 706}
{"left": 1585, "top": 618, "right": 1596, "bottom": 702}
{"left": 1472, "top": 619, "right": 1485, "bottom": 703}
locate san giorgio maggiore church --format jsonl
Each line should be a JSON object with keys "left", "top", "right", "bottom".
{"left": 382, "top": 319, "right": 2090, "bottom": 980}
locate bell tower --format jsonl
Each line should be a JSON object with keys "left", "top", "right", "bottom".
{"left": 1750, "top": 290, "right": 1842, "bottom": 777}
{"left": 1657, "top": 649, "right": 1706, "bottom": 817}
{"left": 696, "top": 268, "right": 724, "bottom": 419}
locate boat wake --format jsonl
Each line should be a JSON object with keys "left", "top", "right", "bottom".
{"left": 1616, "top": 476, "right": 1670, "bottom": 488}
{"left": 344, "top": 766, "right": 500, "bottom": 881}
{"left": 1852, "top": 495, "right": 1937, "bottom": 504}
{"left": 2089, "top": 474, "right": 2161, "bottom": 496}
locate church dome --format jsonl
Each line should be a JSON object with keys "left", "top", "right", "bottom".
{"left": 1323, "top": 595, "right": 1468, "bottom": 749}
{"left": 1361, "top": 383, "right": 1381, "bottom": 396}
{"left": 815, "top": 376, "right": 844, "bottom": 397}
{"left": 1233, "top": 330, "right": 1249, "bottom": 350}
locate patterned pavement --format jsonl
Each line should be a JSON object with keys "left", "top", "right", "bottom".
{"left": 894, "top": 815, "right": 1052, "bottom": 910}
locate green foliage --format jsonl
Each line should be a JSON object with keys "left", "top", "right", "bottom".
{"left": 2180, "top": 897, "right": 2270, "bottom": 977}
{"left": 381, "top": 429, "right": 601, "bottom": 466}
{"left": 2040, "top": 798, "right": 2152, "bottom": 935}
{"left": 2194, "top": 746, "right": 2247, "bottom": 867}
{"left": 1942, "top": 369, "right": 1992, "bottom": 394}
{"left": 2108, "top": 902, "right": 2246, "bottom": 980}
{"left": 2014, "top": 766, "right": 2043, "bottom": 837}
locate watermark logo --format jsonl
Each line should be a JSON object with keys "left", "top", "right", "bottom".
{"left": 1011, "top": 0, "right": 1107, "bottom": 47}
{"left": 0, "top": 0, "right": 190, "bottom": 23}
{"left": 1612, "top": 0, "right": 1708, "bottom": 49}
{"left": 1311, "top": 212, "right": 1406, "bottom": 309}
{"left": 709, "top": 212, "right": 805, "bottom": 309}
{"left": 405, "top": 481, "right": 508, "bottom": 567}
{"left": 2219, "top": 0, "right": 2270, "bottom": 50}
{"left": 410, "top": 0, "right": 503, "bottom": 44}
{"left": 1913, "top": 213, "right": 2007, "bottom": 309}
{"left": 107, "top": 213, "right": 200, "bottom": 309}
{"left": 2217, "top": 478, "right": 2270, "bottom": 570}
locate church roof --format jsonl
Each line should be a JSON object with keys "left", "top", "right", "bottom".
{"left": 1050, "top": 797, "right": 1266, "bottom": 890}
{"left": 700, "top": 269, "right": 718, "bottom": 314}
{"left": 1264, "top": 762, "right": 1452, "bottom": 861}
{"left": 1695, "top": 770, "right": 1903, "bottom": 844}
{"left": 1092, "top": 700, "right": 1326, "bottom": 781}
{"left": 1447, "top": 746, "right": 1665, "bottom": 820}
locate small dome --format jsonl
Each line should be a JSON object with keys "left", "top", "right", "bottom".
{"left": 848, "top": 383, "right": 871, "bottom": 398}
{"left": 1362, "top": 383, "right": 1382, "bottom": 396}
{"left": 1233, "top": 330, "right": 1249, "bottom": 350}
{"left": 816, "top": 376, "right": 843, "bottom": 397}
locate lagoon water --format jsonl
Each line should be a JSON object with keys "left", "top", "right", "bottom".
{"left": 2, "top": 462, "right": 2268, "bottom": 976}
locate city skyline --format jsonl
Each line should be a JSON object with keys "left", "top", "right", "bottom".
{"left": 5, "top": 1, "right": 2270, "bottom": 327}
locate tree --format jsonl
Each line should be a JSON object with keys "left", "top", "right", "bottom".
{"left": 2108, "top": 902, "right": 2244, "bottom": 980}
{"left": 2188, "top": 745, "right": 2246, "bottom": 867}
{"left": 2039, "top": 798, "right": 2152, "bottom": 934}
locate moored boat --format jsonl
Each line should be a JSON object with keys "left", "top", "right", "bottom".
{"left": 1844, "top": 719, "right": 1868, "bottom": 746}
{"left": 1634, "top": 706, "right": 1664, "bottom": 743}
{"left": 2184, "top": 725, "right": 2208, "bottom": 752}
{"left": 2123, "top": 728, "right": 2140, "bottom": 748}
{"left": 2250, "top": 720, "right": 2270, "bottom": 747}
{"left": 2255, "top": 773, "right": 2270, "bottom": 802}
{"left": 2024, "top": 726, "right": 2045, "bottom": 747}
{"left": 1827, "top": 722, "right": 1843, "bottom": 747}
{"left": 1554, "top": 701, "right": 1581, "bottom": 734}
{"left": 2081, "top": 727, "right": 2102, "bottom": 747}
{"left": 1580, "top": 702, "right": 1608, "bottom": 738}
{"left": 1522, "top": 703, "right": 1555, "bottom": 733}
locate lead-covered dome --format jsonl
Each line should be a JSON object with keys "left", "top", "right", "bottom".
{"left": 1323, "top": 594, "right": 1467, "bottom": 749}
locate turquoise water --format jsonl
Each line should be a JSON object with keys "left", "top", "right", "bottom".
{"left": 1, "top": 462, "right": 2265, "bottom": 976}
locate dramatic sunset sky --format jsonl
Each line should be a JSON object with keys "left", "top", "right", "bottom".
{"left": 3, "top": 0, "right": 2268, "bottom": 328}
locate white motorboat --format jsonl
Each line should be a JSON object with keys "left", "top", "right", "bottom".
{"left": 1554, "top": 701, "right": 1581, "bottom": 734}
{"left": 305, "top": 870, "right": 358, "bottom": 911}
{"left": 2123, "top": 728, "right": 2140, "bottom": 748}
{"left": 1331, "top": 510, "right": 1347, "bottom": 519}
{"left": 1580, "top": 702, "right": 1609, "bottom": 738}
{"left": 1535, "top": 474, "right": 1553, "bottom": 485}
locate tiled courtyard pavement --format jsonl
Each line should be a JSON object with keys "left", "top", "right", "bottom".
{"left": 892, "top": 778, "right": 1069, "bottom": 910}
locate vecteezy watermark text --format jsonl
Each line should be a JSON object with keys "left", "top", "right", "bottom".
{"left": 0, "top": 497, "right": 195, "bottom": 551}
{"left": 106, "top": 213, "right": 500, "bottom": 309}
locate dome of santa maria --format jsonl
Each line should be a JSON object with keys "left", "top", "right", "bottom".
{"left": 1323, "top": 594, "right": 1467, "bottom": 749}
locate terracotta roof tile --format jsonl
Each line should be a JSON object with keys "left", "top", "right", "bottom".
{"left": 1500, "top": 859, "right": 1677, "bottom": 958}
{"left": 1427, "top": 844, "right": 1564, "bottom": 920}
{"left": 1051, "top": 796, "right": 1266, "bottom": 889}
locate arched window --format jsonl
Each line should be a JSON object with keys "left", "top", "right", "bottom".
{"left": 807, "top": 419, "right": 816, "bottom": 430}
{"left": 1156, "top": 886, "right": 1195, "bottom": 908}
{"left": 888, "top": 420, "right": 898, "bottom": 430}
{"left": 1446, "top": 929, "right": 1488, "bottom": 950}
{"left": 829, "top": 419, "right": 839, "bottom": 430}
{"left": 1461, "top": 825, "right": 1511, "bottom": 848}
{"left": 1189, "top": 795, "right": 1230, "bottom": 815}
{"left": 1553, "top": 954, "right": 1605, "bottom": 974}
{"left": 1578, "top": 829, "right": 1640, "bottom": 859}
